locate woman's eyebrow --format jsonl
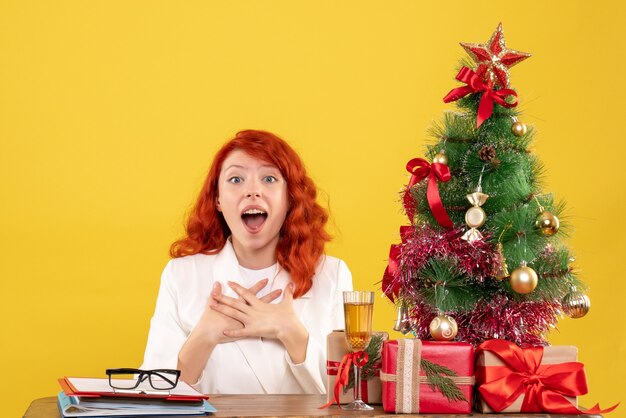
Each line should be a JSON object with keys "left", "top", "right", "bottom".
{"left": 223, "top": 164, "right": 245, "bottom": 171}
{"left": 223, "top": 164, "right": 279, "bottom": 172}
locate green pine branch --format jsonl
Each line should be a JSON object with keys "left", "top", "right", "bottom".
{"left": 417, "top": 257, "right": 483, "bottom": 311}
{"left": 420, "top": 358, "right": 468, "bottom": 403}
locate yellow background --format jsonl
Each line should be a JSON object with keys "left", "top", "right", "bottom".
{"left": 1, "top": 1, "right": 624, "bottom": 416}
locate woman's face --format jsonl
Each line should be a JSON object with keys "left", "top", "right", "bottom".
{"left": 217, "top": 149, "right": 289, "bottom": 263}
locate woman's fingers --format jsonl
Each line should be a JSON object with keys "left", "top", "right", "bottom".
{"left": 212, "top": 281, "right": 222, "bottom": 294}
{"left": 212, "top": 279, "right": 269, "bottom": 303}
{"left": 212, "top": 287, "right": 251, "bottom": 313}
{"left": 282, "top": 283, "right": 294, "bottom": 304}
{"left": 206, "top": 282, "right": 222, "bottom": 308}
{"left": 247, "top": 278, "right": 269, "bottom": 296}
{"left": 222, "top": 327, "right": 251, "bottom": 339}
{"left": 211, "top": 279, "right": 278, "bottom": 314}
{"left": 209, "top": 281, "right": 296, "bottom": 341}
{"left": 259, "top": 289, "right": 283, "bottom": 303}
{"left": 227, "top": 281, "right": 260, "bottom": 306}
{"left": 210, "top": 301, "right": 247, "bottom": 322}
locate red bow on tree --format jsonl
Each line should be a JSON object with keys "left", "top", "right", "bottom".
{"left": 476, "top": 339, "right": 619, "bottom": 414}
{"left": 443, "top": 66, "right": 518, "bottom": 128}
{"left": 403, "top": 158, "right": 453, "bottom": 229}
{"left": 381, "top": 226, "right": 412, "bottom": 302}
{"left": 382, "top": 243, "right": 402, "bottom": 302}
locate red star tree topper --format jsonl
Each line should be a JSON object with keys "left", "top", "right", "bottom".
{"left": 461, "top": 23, "right": 531, "bottom": 88}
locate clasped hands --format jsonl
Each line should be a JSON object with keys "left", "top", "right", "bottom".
{"left": 204, "top": 278, "right": 307, "bottom": 348}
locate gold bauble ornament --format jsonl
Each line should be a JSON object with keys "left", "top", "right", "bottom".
{"left": 429, "top": 315, "right": 458, "bottom": 341}
{"left": 535, "top": 211, "right": 560, "bottom": 236}
{"left": 432, "top": 151, "right": 448, "bottom": 165}
{"left": 509, "top": 262, "right": 538, "bottom": 294}
{"left": 511, "top": 121, "right": 527, "bottom": 137}
{"left": 562, "top": 291, "right": 590, "bottom": 318}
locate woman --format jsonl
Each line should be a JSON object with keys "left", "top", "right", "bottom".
{"left": 141, "top": 130, "right": 353, "bottom": 394}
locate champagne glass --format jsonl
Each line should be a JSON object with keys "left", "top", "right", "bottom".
{"left": 342, "top": 290, "right": 374, "bottom": 411}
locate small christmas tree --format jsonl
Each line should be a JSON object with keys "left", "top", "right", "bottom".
{"left": 382, "top": 23, "right": 590, "bottom": 346}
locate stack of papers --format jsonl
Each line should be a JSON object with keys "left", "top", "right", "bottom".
{"left": 57, "top": 377, "right": 216, "bottom": 417}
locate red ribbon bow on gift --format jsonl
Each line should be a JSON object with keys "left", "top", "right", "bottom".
{"left": 403, "top": 158, "right": 453, "bottom": 229}
{"left": 326, "top": 360, "right": 381, "bottom": 404}
{"left": 320, "top": 351, "right": 369, "bottom": 409}
{"left": 443, "top": 66, "right": 518, "bottom": 128}
{"left": 476, "top": 339, "right": 619, "bottom": 414}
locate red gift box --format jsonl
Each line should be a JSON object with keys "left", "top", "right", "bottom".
{"left": 475, "top": 339, "right": 619, "bottom": 415}
{"left": 381, "top": 339, "right": 474, "bottom": 413}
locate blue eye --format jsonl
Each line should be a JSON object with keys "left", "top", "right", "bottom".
{"left": 263, "top": 176, "right": 277, "bottom": 183}
{"left": 228, "top": 176, "right": 243, "bottom": 184}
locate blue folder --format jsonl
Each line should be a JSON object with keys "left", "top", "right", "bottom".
{"left": 57, "top": 391, "right": 216, "bottom": 417}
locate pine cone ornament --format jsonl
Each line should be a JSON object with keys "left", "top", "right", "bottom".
{"left": 479, "top": 145, "right": 496, "bottom": 162}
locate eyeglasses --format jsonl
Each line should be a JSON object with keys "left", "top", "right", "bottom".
{"left": 106, "top": 368, "right": 181, "bottom": 391}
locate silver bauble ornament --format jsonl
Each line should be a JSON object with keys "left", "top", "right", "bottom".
{"left": 562, "top": 291, "right": 590, "bottom": 318}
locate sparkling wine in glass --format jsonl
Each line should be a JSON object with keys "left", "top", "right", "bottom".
{"left": 342, "top": 291, "right": 374, "bottom": 411}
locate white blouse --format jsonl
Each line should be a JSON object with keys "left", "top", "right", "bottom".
{"left": 141, "top": 240, "right": 353, "bottom": 394}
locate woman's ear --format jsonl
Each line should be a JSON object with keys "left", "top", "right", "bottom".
{"left": 216, "top": 198, "right": 221, "bottom": 212}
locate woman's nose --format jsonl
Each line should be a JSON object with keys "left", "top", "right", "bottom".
{"left": 245, "top": 181, "right": 262, "bottom": 197}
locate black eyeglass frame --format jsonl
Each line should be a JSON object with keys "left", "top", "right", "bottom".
{"left": 105, "top": 368, "right": 181, "bottom": 390}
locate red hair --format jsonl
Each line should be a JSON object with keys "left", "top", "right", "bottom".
{"left": 170, "top": 130, "right": 331, "bottom": 298}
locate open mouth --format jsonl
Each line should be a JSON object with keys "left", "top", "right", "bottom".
{"left": 241, "top": 208, "right": 268, "bottom": 232}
